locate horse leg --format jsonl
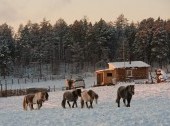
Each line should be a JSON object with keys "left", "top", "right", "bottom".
{"left": 24, "top": 104, "right": 28, "bottom": 111}
{"left": 123, "top": 99, "right": 126, "bottom": 106}
{"left": 85, "top": 102, "right": 89, "bottom": 108}
{"left": 61, "top": 99, "right": 66, "bottom": 108}
{"left": 72, "top": 102, "right": 74, "bottom": 108}
{"left": 67, "top": 101, "right": 71, "bottom": 108}
{"left": 90, "top": 100, "right": 93, "bottom": 108}
{"left": 38, "top": 103, "right": 42, "bottom": 109}
{"left": 37, "top": 101, "right": 42, "bottom": 110}
{"left": 81, "top": 99, "right": 84, "bottom": 108}
{"left": 116, "top": 97, "right": 121, "bottom": 107}
{"left": 75, "top": 101, "right": 78, "bottom": 108}
{"left": 116, "top": 95, "right": 121, "bottom": 107}
{"left": 29, "top": 103, "right": 33, "bottom": 110}
{"left": 23, "top": 102, "right": 28, "bottom": 111}
{"left": 31, "top": 104, "right": 34, "bottom": 110}
{"left": 127, "top": 98, "right": 131, "bottom": 107}
{"left": 72, "top": 101, "right": 77, "bottom": 108}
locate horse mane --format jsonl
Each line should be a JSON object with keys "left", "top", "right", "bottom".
{"left": 126, "top": 85, "right": 135, "bottom": 90}
{"left": 87, "top": 90, "right": 98, "bottom": 99}
{"left": 72, "top": 89, "right": 81, "bottom": 97}
{"left": 72, "top": 90, "right": 77, "bottom": 97}
{"left": 44, "top": 91, "right": 49, "bottom": 101}
{"left": 87, "top": 90, "right": 93, "bottom": 98}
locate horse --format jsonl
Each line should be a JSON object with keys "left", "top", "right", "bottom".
{"left": 116, "top": 85, "right": 135, "bottom": 107}
{"left": 61, "top": 89, "right": 81, "bottom": 108}
{"left": 66, "top": 79, "right": 74, "bottom": 90}
{"left": 81, "top": 89, "right": 99, "bottom": 108}
{"left": 23, "top": 91, "right": 49, "bottom": 110}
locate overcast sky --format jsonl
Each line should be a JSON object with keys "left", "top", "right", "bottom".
{"left": 0, "top": 0, "right": 169, "bottom": 31}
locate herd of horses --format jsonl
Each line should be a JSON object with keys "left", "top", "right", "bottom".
{"left": 23, "top": 85, "right": 135, "bottom": 111}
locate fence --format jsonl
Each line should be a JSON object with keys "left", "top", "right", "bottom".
{"left": 0, "top": 75, "right": 64, "bottom": 97}
{"left": 0, "top": 85, "right": 63, "bottom": 97}
{"left": 0, "top": 73, "right": 91, "bottom": 97}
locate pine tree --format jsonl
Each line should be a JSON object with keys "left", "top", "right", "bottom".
{"left": 133, "top": 18, "right": 154, "bottom": 63}
{"left": 0, "top": 23, "right": 15, "bottom": 77}
{"left": 151, "top": 18, "right": 169, "bottom": 67}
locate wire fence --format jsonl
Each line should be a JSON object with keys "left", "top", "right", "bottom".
{"left": 0, "top": 73, "right": 91, "bottom": 97}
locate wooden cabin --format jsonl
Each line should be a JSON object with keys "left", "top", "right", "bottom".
{"left": 96, "top": 61, "right": 150, "bottom": 85}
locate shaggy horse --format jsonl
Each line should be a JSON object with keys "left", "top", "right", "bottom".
{"left": 61, "top": 89, "right": 81, "bottom": 108}
{"left": 116, "top": 85, "right": 135, "bottom": 107}
{"left": 66, "top": 79, "right": 74, "bottom": 90}
{"left": 81, "top": 90, "right": 99, "bottom": 108}
{"left": 23, "top": 91, "right": 49, "bottom": 110}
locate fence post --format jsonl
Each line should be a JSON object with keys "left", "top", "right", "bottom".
{"left": 48, "top": 86, "right": 50, "bottom": 92}
{"left": 25, "top": 78, "right": 26, "bottom": 84}
{"left": 12, "top": 79, "right": 13, "bottom": 84}
{"left": 0, "top": 84, "right": 2, "bottom": 96}
{"left": 5, "top": 80, "right": 7, "bottom": 97}
{"left": 18, "top": 79, "right": 20, "bottom": 84}
{"left": 54, "top": 85, "right": 55, "bottom": 92}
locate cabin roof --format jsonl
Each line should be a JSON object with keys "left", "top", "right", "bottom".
{"left": 108, "top": 61, "right": 150, "bottom": 69}
{"left": 96, "top": 69, "right": 112, "bottom": 73}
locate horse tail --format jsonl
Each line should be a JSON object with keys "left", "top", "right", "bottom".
{"left": 61, "top": 94, "right": 66, "bottom": 108}
{"left": 95, "top": 94, "right": 98, "bottom": 104}
{"left": 115, "top": 92, "right": 119, "bottom": 103}
{"left": 116, "top": 98, "right": 118, "bottom": 103}
{"left": 116, "top": 93, "right": 119, "bottom": 103}
{"left": 116, "top": 86, "right": 121, "bottom": 103}
{"left": 23, "top": 96, "right": 27, "bottom": 110}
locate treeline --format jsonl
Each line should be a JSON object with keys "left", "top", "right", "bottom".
{"left": 0, "top": 14, "right": 170, "bottom": 77}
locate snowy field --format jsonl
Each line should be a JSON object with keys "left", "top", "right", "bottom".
{"left": 0, "top": 78, "right": 170, "bottom": 126}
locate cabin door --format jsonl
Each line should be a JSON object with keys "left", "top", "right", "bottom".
{"left": 97, "top": 73, "right": 103, "bottom": 85}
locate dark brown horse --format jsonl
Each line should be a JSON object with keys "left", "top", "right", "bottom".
{"left": 66, "top": 79, "right": 74, "bottom": 90}
{"left": 61, "top": 89, "right": 81, "bottom": 108}
{"left": 116, "top": 85, "right": 135, "bottom": 107}
{"left": 81, "top": 90, "right": 98, "bottom": 108}
{"left": 23, "top": 91, "right": 49, "bottom": 110}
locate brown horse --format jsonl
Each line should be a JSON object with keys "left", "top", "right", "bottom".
{"left": 66, "top": 79, "right": 74, "bottom": 90}
{"left": 81, "top": 90, "right": 99, "bottom": 108}
{"left": 61, "top": 89, "right": 81, "bottom": 108}
{"left": 23, "top": 91, "right": 49, "bottom": 110}
{"left": 116, "top": 85, "right": 135, "bottom": 107}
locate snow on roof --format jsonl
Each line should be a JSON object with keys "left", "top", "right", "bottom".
{"left": 108, "top": 61, "right": 150, "bottom": 69}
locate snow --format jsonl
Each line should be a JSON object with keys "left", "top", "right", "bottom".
{"left": 0, "top": 77, "right": 170, "bottom": 126}
{"left": 108, "top": 61, "right": 150, "bottom": 69}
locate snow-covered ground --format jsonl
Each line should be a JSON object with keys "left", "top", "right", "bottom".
{"left": 0, "top": 78, "right": 170, "bottom": 126}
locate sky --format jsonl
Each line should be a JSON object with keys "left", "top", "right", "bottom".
{"left": 0, "top": 0, "right": 169, "bottom": 31}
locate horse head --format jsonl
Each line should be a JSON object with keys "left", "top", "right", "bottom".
{"left": 41, "top": 91, "right": 49, "bottom": 102}
{"left": 72, "top": 89, "right": 82, "bottom": 97}
{"left": 76, "top": 89, "right": 82, "bottom": 97}
{"left": 126, "top": 85, "right": 135, "bottom": 95}
{"left": 88, "top": 90, "right": 98, "bottom": 104}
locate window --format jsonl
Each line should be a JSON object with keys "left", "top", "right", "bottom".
{"left": 126, "top": 70, "right": 132, "bottom": 77}
{"left": 107, "top": 73, "right": 112, "bottom": 77}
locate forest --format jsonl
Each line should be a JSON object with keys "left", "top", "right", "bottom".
{"left": 0, "top": 14, "right": 170, "bottom": 78}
